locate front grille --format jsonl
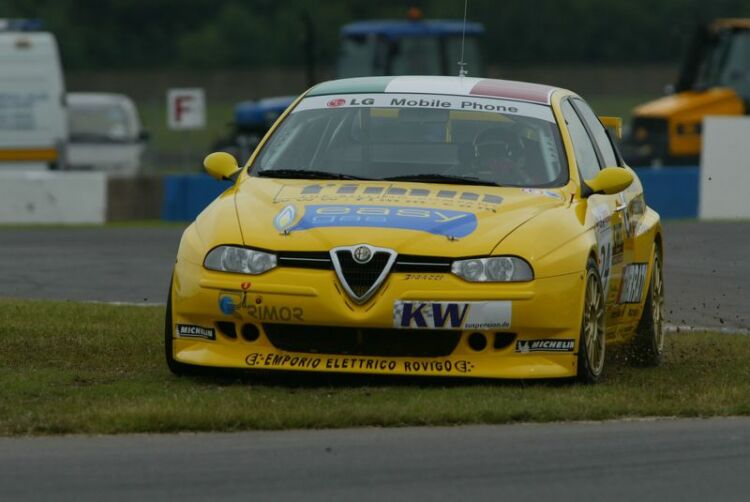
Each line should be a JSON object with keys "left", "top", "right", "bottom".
{"left": 277, "top": 251, "right": 331, "bottom": 269}
{"left": 334, "top": 250, "right": 392, "bottom": 297}
{"left": 264, "top": 324, "right": 461, "bottom": 357}
{"left": 276, "top": 251, "right": 452, "bottom": 273}
{"left": 392, "top": 255, "right": 453, "bottom": 272}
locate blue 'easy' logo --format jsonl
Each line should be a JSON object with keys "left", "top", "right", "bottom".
{"left": 287, "top": 205, "right": 478, "bottom": 238}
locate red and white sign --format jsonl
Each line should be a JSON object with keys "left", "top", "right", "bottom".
{"left": 167, "top": 88, "right": 206, "bottom": 130}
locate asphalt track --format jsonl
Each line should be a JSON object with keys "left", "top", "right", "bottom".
{"left": 0, "top": 221, "right": 747, "bottom": 330}
{"left": 1, "top": 418, "right": 749, "bottom": 501}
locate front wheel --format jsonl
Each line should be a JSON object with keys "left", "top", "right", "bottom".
{"left": 577, "top": 258, "right": 606, "bottom": 383}
{"left": 629, "top": 248, "right": 665, "bottom": 367}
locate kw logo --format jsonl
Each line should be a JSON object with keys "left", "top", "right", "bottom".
{"left": 399, "top": 303, "right": 470, "bottom": 329}
{"left": 394, "top": 301, "right": 512, "bottom": 330}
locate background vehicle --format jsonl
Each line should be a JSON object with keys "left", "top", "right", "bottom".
{"left": 66, "top": 92, "right": 149, "bottom": 176}
{"left": 212, "top": 96, "right": 295, "bottom": 165}
{"left": 215, "top": 10, "right": 485, "bottom": 161}
{"left": 336, "top": 17, "right": 484, "bottom": 78}
{"left": 624, "top": 18, "right": 750, "bottom": 165}
{"left": 0, "top": 19, "right": 67, "bottom": 170}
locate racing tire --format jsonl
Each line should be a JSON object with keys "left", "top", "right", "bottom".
{"left": 629, "top": 247, "right": 665, "bottom": 367}
{"left": 577, "top": 257, "right": 606, "bottom": 384}
{"left": 165, "top": 276, "right": 199, "bottom": 376}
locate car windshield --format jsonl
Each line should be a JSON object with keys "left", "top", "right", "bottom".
{"left": 69, "top": 104, "right": 134, "bottom": 142}
{"left": 252, "top": 93, "right": 567, "bottom": 187}
{"left": 695, "top": 30, "right": 750, "bottom": 100}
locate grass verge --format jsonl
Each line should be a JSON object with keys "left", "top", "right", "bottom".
{"left": 1, "top": 299, "right": 749, "bottom": 435}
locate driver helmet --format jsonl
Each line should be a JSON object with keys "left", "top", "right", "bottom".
{"left": 473, "top": 126, "right": 525, "bottom": 172}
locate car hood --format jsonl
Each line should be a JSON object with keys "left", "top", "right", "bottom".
{"left": 234, "top": 177, "right": 566, "bottom": 257}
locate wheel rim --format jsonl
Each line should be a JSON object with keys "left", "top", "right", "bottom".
{"left": 652, "top": 255, "right": 665, "bottom": 352}
{"left": 583, "top": 272, "right": 606, "bottom": 375}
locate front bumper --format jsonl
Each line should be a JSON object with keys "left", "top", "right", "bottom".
{"left": 171, "top": 260, "right": 587, "bottom": 379}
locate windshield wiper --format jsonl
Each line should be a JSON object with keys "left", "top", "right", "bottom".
{"left": 381, "top": 174, "right": 501, "bottom": 187}
{"left": 256, "top": 169, "right": 371, "bottom": 180}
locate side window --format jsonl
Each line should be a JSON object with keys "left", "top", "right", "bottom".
{"left": 561, "top": 100, "right": 601, "bottom": 180}
{"left": 572, "top": 98, "right": 619, "bottom": 167}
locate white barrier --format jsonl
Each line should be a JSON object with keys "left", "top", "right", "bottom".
{"left": 0, "top": 171, "right": 106, "bottom": 224}
{"left": 700, "top": 117, "right": 750, "bottom": 220}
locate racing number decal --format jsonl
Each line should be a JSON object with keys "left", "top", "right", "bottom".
{"left": 592, "top": 205, "right": 613, "bottom": 294}
{"left": 599, "top": 241, "right": 612, "bottom": 291}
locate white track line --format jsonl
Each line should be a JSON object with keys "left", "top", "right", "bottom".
{"left": 665, "top": 324, "right": 750, "bottom": 336}
{"left": 85, "top": 300, "right": 165, "bottom": 308}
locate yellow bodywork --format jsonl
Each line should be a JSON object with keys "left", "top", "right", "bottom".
{"left": 169, "top": 88, "right": 662, "bottom": 380}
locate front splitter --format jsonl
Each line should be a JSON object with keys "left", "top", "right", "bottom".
{"left": 173, "top": 340, "right": 578, "bottom": 380}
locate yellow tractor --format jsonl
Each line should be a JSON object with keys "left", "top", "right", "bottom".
{"left": 624, "top": 19, "right": 750, "bottom": 166}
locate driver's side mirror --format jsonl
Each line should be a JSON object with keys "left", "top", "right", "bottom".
{"left": 583, "top": 167, "right": 633, "bottom": 197}
{"left": 204, "top": 152, "right": 241, "bottom": 181}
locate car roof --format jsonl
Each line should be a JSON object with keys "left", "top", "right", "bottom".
{"left": 307, "top": 76, "right": 562, "bottom": 106}
{"left": 341, "top": 20, "right": 484, "bottom": 38}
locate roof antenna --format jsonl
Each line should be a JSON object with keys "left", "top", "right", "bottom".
{"left": 457, "top": 0, "right": 469, "bottom": 77}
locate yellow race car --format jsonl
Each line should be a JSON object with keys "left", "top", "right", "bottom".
{"left": 166, "top": 76, "right": 664, "bottom": 383}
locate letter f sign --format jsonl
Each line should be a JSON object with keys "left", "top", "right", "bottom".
{"left": 168, "top": 88, "right": 205, "bottom": 129}
{"left": 174, "top": 95, "right": 194, "bottom": 123}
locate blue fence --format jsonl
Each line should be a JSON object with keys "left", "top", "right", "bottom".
{"left": 161, "top": 167, "right": 700, "bottom": 221}
{"left": 161, "top": 174, "right": 231, "bottom": 221}
{"left": 633, "top": 166, "right": 699, "bottom": 219}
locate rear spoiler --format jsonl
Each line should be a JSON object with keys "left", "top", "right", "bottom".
{"left": 599, "top": 116, "right": 622, "bottom": 139}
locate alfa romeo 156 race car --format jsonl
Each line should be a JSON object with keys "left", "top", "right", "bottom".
{"left": 166, "top": 75, "right": 664, "bottom": 383}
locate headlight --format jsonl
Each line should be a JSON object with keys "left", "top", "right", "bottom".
{"left": 451, "top": 257, "right": 533, "bottom": 282}
{"left": 204, "top": 246, "right": 277, "bottom": 275}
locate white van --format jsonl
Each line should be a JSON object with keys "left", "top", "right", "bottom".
{"left": 66, "top": 92, "right": 148, "bottom": 176}
{"left": 0, "top": 20, "right": 67, "bottom": 170}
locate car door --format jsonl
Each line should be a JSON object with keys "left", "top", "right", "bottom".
{"left": 561, "top": 99, "right": 629, "bottom": 334}
{"left": 572, "top": 99, "right": 650, "bottom": 332}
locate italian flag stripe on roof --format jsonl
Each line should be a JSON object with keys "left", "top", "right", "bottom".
{"left": 307, "top": 76, "right": 556, "bottom": 105}
{"left": 307, "top": 77, "right": 395, "bottom": 96}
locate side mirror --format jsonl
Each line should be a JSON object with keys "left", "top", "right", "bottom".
{"left": 583, "top": 167, "right": 633, "bottom": 197}
{"left": 204, "top": 152, "right": 241, "bottom": 181}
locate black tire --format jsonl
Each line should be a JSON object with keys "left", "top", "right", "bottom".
{"left": 165, "top": 276, "right": 199, "bottom": 376}
{"left": 629, "top": 248, "right": 665, "bottom": 367}
{"left": 577, "top": 257, "right": 606, "bottom": 384}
